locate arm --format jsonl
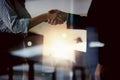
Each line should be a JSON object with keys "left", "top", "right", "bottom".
{"left": 0, "top": 0, "right": 47, "bottom": 34}
{"left": 28, "top": 13, "right": 48, "bottom": 30}
{"left": 66, "top": 13, "right": 87, "bottom": 30}
{"left": 95, "top": 63, "right": 104, "bottom": 80}
{"left": 47, "top": 10, "right": 87, "bottom": 29}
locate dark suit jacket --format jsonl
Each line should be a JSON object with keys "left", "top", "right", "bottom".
{"left": 67, "top": 0, "right": 119, "bottom": 79}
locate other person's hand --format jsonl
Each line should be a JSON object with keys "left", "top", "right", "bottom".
{"left": 94, "top": 64, "right": 103, "bottom": 80}
{"left": 47, "top": 9, "right": 67, "bottom": 25}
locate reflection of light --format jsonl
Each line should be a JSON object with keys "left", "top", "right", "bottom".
{"left": 89, "top": 41, "right": 105, "bottom": 47}
{"left": 13, "top": 64, "right": 29, "bottom": 71}
{"left": 73, "top": 42, "right": 86, "bottom": 52}
{"left": 51, "top": 39, "right": 72, "bottom": 60}
{"left": 49, "top": 36, "right": 86, "bottom": 62}
{"left": 27, "top": 41, "right": 32, "bottom": 46}
{"left": 11, "top": 45, "right": 43, "bottom": 58}
{"left": 61, "top": 33, "right": 67, "bottom": 38}
{"left": 42, "top": 28, "right": 86, "bottom": 69}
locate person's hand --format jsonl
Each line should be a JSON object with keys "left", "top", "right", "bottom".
{"left": 94, "top": 64, "right": 103, "bottom": 80}
{"left": 47, "top": 9, "right": 67, "bottom": 25}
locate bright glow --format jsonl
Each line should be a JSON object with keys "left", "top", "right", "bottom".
{"left": 89, "top": 41, "right": 105, "bottom": 47}
{"left": 39, "top": 26, "right": 87, "bottom": 68}
{"left": 45, "top": 31, "right": 86, "bottom": 64}
{"left": 51, "top": 39, "right": 73, "bottom": 60}
{"left": 11, "top": 45, "right": 43, "bottom": 58}
{"left": 13, "top": 64, "right": 29, "bottom": 71}
{"left": 27, "top": 41, "right": 32, "bottom": 46}
{"left": 61, "top": 33, "right": 67, "bottom": 38}
{"left": 49, "top": 37, "right": 86, "bottom": 63}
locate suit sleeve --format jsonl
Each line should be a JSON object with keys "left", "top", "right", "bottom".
{"left": 66, "top": 13, "right": 87, "bottom": 30}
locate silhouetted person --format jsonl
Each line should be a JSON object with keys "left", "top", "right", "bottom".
{"left": 47, "top": 0, "right": 120, "bottom": 80}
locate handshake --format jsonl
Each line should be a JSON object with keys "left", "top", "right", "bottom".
{"left": 46, "top": 9, "right": 68, "bottom": 25}
{"left": 29, "top": 9, "right": 68, "bottom": 29}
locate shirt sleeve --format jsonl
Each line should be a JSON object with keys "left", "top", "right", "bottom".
{"left": 66, "top": 13, "right": 87, "bottom": 30}
{"left": 0, "top": 0, "right": 30, "bottom": 34}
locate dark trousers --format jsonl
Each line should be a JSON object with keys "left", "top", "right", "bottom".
{"left": 0, "top": 33, "right": 24, "bottom": 74}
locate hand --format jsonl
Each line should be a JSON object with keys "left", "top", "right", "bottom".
{"left": 47, "top": 9, "right": 67, "bottom": 25}
{"left": 94, "top": 64, "right": 103, "bottom": 80}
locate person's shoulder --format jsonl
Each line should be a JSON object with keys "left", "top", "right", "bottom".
{"left": 0, "top": 0, "right": 4, "bottom": 7}
{"left": 0, "top": 0, "right": 3, "bottom": 3}
{"left": 0, "top": 0, "right": 7, "bottom": 5}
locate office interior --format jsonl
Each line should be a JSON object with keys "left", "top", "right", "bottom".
{"left": 0, "top": 0, "right": 100, "bottom": 80}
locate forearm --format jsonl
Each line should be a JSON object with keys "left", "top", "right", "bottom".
{"left": 28, "top": 13, "right": 48, "bottom": 30}
{"left": 95, "top": 63, "right": 104, "bottom": 80}
{"left": 96, "top": 63, "right": 103, "bottom": 71}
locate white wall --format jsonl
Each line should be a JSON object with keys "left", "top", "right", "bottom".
{"left": 25, "top": 0, "right": 92, "bottom": 17}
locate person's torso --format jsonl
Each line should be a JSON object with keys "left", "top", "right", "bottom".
{"left": 0, "top": 0, "right": 31, "bottom": 33}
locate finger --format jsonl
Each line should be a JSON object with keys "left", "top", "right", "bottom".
{"left": 50, "top": 17, "right": 61, "bottom": 25}
{"left": 56, "top": 14, "right": 66, "bottom": 23}
{"left": 52, "top": 19, "right": 59, "bottom": 25}
{"left": 47, "top": 19, "right": 51, "bottom": 24}
{"left": 48, "top": 19, "right": 57, "bottom": 25}
{"left": 56, "top": 18, "right": 64, "bottom": 24}
{"left": 52, "top": 20, "right": 57, "bottom": 25}
{"left": 47, "top": 12, "right": 57, "bottom": 21}
{"left": 47, "top": 19, "right": 53, "bottom": 24}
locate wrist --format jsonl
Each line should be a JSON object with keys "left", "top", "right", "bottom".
{"left": 29, "top": 13, "right": 48, "bottom": 29}
{"left": 64, "top": 12, "right": 68, "bottom": 20}
{"left": 40, "top": 13, "right": 48, "bottom": 21}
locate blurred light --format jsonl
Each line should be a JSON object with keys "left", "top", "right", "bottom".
{"left": 73, "top": 42, "right": 86, "bottom": 52}
{"left": 11, "top": 45, "right": 43, "bottom": 58}
{"left": 41, "top": 28, "right": 86, "bottom": 69}
{"left": 13, "top": 64, "right": 29, "bottom": 71}
{"left": 89, "top": 41, "right": 105, "bottom": 47}
{"left": 61, "top": 33, "right": 67, "bottom": 38}
{"left": 27, "top": 41, "right": 32, "bottom": 46}
{"left": 70, "top": 71, "right": 73, "bottom": 78}
{"left": 49, "top": 36, "right": 86, "bottom": 63}
{"left": 51, "top": 39, "right": 73, "bottom": 60}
